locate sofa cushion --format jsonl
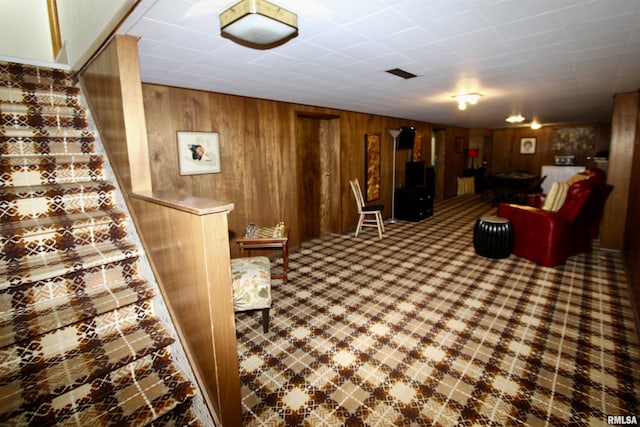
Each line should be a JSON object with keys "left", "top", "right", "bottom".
{"left": 566, "top": 173, "right": 589, "bottom": 186}
{"left": 457, "top": 176, "right": 475, "bottom": 195}
{"left": 542, "top": 181, "right": 569, "bottom": 211}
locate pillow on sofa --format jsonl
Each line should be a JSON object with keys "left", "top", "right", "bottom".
{"left": 542, "top": 181, "right": 570, "bottom": 211}
{"left": 566, "top": 173, "right": 589, "bottom": 186}
{"left": 457, "top": 176, "right": 475, "bottom": 195}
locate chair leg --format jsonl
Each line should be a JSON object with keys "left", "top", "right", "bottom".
{"left": 262, "top": 308, "right": 270, "bottom": 333}
{"left": 375, "top": 212, "right": 383, "bottom": 239}
{"left": 355, "top": 214, "right": 364, "bottom": 237}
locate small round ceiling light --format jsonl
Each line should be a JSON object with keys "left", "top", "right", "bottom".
{"left": 505, "top": 114, "right": 525, "bottom": 123}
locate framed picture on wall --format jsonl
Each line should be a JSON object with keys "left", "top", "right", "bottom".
{"left": 520, "top": 137, "right": 536, "bottom": 154}
{"left": 455, "top": 136, "right": 464, "bottom": 153}
{"left": 177, "top": 131, "right": 221, "bottom": 175}
{"left": 364, "top": 133, "right": 381, "bottom": 201}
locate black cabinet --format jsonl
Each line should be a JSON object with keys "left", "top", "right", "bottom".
{"left": 395, "top": 187, "right": 434, "bottom": 221}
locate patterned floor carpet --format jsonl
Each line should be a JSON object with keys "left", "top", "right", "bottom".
{"left": 235, "top": 195, "right": 640, "bottom": 426}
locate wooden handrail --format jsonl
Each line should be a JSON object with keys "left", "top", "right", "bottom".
{"left": 47, "top": 0, "right": 62, "bottom": 59}
{"left": 132, "top": 190, "right": 234, "bottom": 215}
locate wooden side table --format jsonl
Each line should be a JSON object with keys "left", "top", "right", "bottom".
{"left": 236, "top": 226, "right": 289, "bottom": 284}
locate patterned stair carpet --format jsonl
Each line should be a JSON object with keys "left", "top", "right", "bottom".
{"left": 236, "top": 195, "right": 640, "bottom": 426}
{"left": 0, "top": 62, "right": 200, "bottom": 425}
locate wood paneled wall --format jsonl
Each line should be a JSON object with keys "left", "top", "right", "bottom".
{"left": 443, "top": 127, "right": 471, "bottom": 199}
{"left": 490, "top": 125, "right": 610, "bottom": 176}
{"left": 142, "top": 84, "right": 443, "bottom": 256}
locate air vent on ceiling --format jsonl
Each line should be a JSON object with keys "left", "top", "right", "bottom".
{"left": 386, "top": 68, "right": 417, "bottom": 79}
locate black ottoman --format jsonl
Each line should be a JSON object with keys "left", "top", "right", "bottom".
{"left": 473, "top": 215, "right": 513, "bottom": 259}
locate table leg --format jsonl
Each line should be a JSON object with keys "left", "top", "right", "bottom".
{"left": 282, "top": 243, "right": 288, "bottom": 284}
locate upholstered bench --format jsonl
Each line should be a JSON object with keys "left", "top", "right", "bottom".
{"left": 230, "top": 256, "right": 272, "bottom": 332}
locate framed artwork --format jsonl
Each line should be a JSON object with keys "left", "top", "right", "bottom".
{"left": 520, "top": 137, "right": 536, "bottom": 154}
{"left": 177, "top": 131, "right": 221, "bottom": 175}
{"left": 364, "top": 133, "right": 381, "bottom": 201}
{"left": 455, "top": 136, "right": 464, "bottom": 153}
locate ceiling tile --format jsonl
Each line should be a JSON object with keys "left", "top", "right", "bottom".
{"left": 118, "top": 0, "right": 640, "bottom": 128}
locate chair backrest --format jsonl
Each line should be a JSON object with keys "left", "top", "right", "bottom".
{"left": 349, "top": 179, "right": 365, "bottom": 213}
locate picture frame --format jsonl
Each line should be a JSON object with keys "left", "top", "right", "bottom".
{"left": 520, "top": 137, "right": 536, "bottom": 154}
{"left": 177, "top": 131, "right": 221, "bottom": 175}
{"left": 455, "top": 136, "right": 464, "bottom": 153}
{"left": 364, "top": 133, "right": 381, "bottom": 201}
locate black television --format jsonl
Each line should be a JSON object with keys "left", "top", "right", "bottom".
{"left": 404, "top": 160, "right": 425, "bottom": 189}
{"left": 397, "top": 126, "right": 416, "bottom": 150}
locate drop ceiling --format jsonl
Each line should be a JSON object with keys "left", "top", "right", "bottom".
{"left": 117, "top": 0, "right": 640, "bottom": 129}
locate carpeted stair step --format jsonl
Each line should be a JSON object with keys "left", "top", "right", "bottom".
{"left": 0, "top": 154, "right": 104, "bottom": 187}
{"left": 1, "top": 209, "right": 127, "bottom": 262}
{"left": 0, "top": 275, "right": 153, "bottom": 348}
{"left": 28, "top": 348, "right": 195, "bottom": 426}
{"left": 0, "top": 300, "right": 169, "bottom": 401}
{"left": 150, "top": 402, "right": 201, "bottom": 426}
{"left": 0, "top": 62, "right": 75, "bottom": 87}
{"left": 0, "top": 135, "right": 95, "bottom": 156}
{"left": 0, "top": 107, "right": 88, "bottom": 133}
{"left": 0, "top": 306, "right": 194, "bottom": 425}
{"left": 0, "top": 126, "right": 93, "bottom": 139}
{"left": 0, "top": 83, "right": 81, "bottom": 108}
{"left": 0, "top": 101, "right": 83, "bottom": 117}
{"left": 0, "top": 239, "right": 140, "bottom": 290}
{"left": 0, "top": 180, "right": 116, "bottom": 222}
{"left": 0, "top": 257, "right": 141, "bottom": 342}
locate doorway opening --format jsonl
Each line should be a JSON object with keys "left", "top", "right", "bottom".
{"left": 432, "top": 128, "right": 446, "bottom": 201}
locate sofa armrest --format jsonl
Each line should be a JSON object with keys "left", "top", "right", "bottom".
{"left": 496, "top": 203, "right": 569, "bottom": 266}
{"left": 497, "top": 203, "right": 563, "bottom": 228}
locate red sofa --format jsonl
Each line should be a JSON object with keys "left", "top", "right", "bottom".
{"left": 496, "top": 168, "right": 613, "bottom": 267}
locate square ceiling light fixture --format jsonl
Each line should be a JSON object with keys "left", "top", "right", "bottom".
{"left": 220, "top": 0, "right": 298, "bottom": 49}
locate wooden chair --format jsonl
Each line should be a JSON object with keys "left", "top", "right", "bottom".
{"left": 349, "top": 179, "right": 385, "bottom": 239}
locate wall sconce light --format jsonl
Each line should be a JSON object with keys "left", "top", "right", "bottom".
{"left": 530, "top": 121, "right": 542, "bottom": 130}
{"left": 220, "top": 0, "right": 298, "bottom": 49}
{"left": 505, "top": 114, "right": 525, "bottom": 123}
{"left": 453, "top": 93, "right": 482, "bottom": 110}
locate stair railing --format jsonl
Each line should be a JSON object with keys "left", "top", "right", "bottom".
{"left": 79, "top": 34, "right": 242, "bottom": 426}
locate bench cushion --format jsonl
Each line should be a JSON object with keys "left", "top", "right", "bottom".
{"left": 231, "top": 256, "right": 271, "bottom": 312}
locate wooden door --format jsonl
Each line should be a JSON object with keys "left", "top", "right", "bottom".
{"left": 434, "top": 130, "right": 446, "bottom": 201}
{"left": 296, "top": 114, "right": 340, "bottom": 242}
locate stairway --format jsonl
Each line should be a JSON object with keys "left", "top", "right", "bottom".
{"left": 0, "top": 62, "right": 202, "bottom": 425}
